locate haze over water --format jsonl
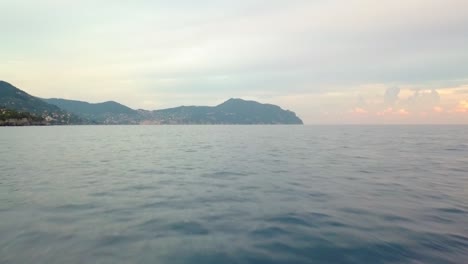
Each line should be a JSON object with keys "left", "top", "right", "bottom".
{"left": 1, "top": 126, "right": 467, "bottom": 263}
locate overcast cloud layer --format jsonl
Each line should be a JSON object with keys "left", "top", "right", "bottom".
{"left": 1, "top": 0, "right": 468, "bottom": 123}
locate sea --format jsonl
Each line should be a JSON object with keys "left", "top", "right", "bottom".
{"left": 0, "top": 125, "right": 467, "bottom": 264}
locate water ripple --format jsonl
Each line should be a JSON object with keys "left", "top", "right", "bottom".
{"left": 1, "top": 126, "right": 467, "bottom": 263}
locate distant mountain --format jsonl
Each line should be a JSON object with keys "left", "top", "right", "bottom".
{"left": 142, "top": 98, "right": 303, "bottom": 124}
{"left": 1, "top": 80, "right": 303, "bottom": 125}
{"left": 44, "top": 98, "right": 139, "bottom": 124}
{"left": 0, "top": 81, "right": 84, "bottom": 124}
{"left": 0, "top": 81, "right": 62, "bottom": 114}
{"left": 216, "top": 98, "right": 303, "bottom": 124}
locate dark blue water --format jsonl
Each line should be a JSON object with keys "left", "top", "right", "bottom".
{"left": 0, "top": 126, "right": 467, "bottom": 264}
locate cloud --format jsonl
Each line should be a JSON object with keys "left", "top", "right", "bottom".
{"left": 456, "top": 100, "right": 468, "bottom": 113}
{"left": 1, "top": 1, "right": 468, "bottom": 123}
{"left": 433, "top": 106, "right": 444, "bottom": 113}
{"left": 406, "top": 89, "right": 440, "bottom": 111}
{"left": 454, "top": 89, "right": 468, "bottom": 94}
{"left": 384, "top": 87, "right": 400, "bottom": 105}
{"left": 352, "top": 107, "right": 368, "bottom": 114}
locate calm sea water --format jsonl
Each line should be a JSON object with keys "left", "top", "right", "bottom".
{"left": 0, "top": 126, "right": 467, "bottom": 264}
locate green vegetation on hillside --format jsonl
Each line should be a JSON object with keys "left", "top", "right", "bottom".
{"left": 0, "top": 107, "right": 45, "bottom": 126}
{"left": 1, "top": 80, "right": 303, "bottom": 125}
{"left": 0, "top": 81, "right": 86, "bottom": 125}
{"left": 0, "top": 107, "right": 43, "bottom": 121}
{"left": 43, "top": 98, "right": 139, "bottom": 124}
{"left": 143, "top": 98, "right": 304, "bottom": 124}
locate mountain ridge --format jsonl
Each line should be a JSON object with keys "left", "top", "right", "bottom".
{"left": 137, "top": 98, "right": 302, "bottom": 124}
{"left": 0, "top": 81, "right": 303, "bottom": 125}
{"left": 43, "top": 98, "right": 139, "bottom": 124}
{"left": 0, "top": 81, "right": 85, "bottom": 124}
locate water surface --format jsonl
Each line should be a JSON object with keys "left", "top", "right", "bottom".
{"left": 0, "top": 126, "right": 467, "bottom": 263}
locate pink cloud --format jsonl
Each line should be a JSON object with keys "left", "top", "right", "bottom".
{"left": 352, "top": 107, "right": 368, "bottom": 114}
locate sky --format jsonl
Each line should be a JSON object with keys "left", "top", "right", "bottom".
{"left": 1, "top": 0, "right": 468, "bottom": 124}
